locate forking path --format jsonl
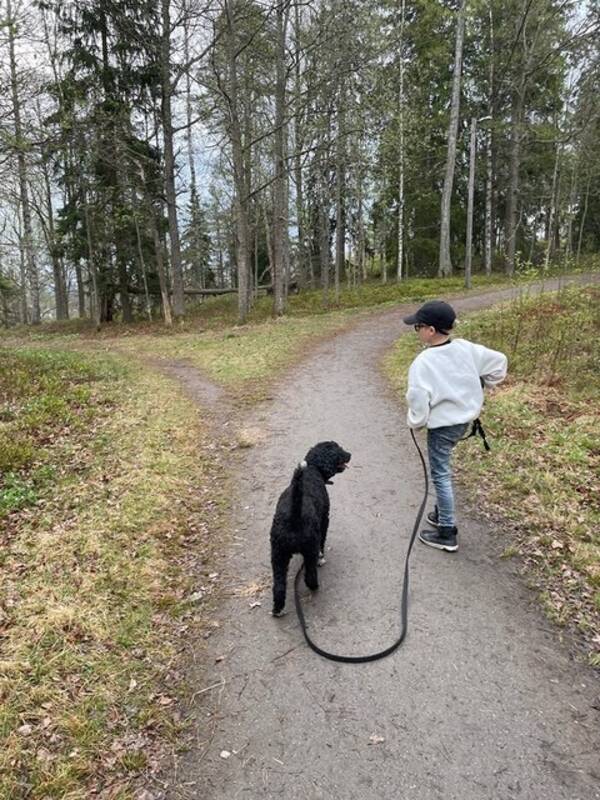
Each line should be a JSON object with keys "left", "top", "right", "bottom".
{"left": 164, "top": 275, "right": 600, "bottom": 800}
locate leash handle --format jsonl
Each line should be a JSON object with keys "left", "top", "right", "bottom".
{"left": 293, "top": 428, "right": 429, "bottom": 663}
{"left": 466, "top": 418, "right": 491, "bottom": 451}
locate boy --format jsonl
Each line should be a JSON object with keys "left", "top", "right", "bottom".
{"left": 403, "top": 300, "right": 507, "bottom": 552}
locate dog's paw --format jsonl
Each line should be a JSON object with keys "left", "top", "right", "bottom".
{"left": 318, "top": 556, "right": 326, "bottom": 566}
{"left": 271, "top": 609, "right": 286, "bottom": 617}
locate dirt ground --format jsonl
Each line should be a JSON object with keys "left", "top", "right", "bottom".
{"left": 161, "top": 276, "right": 600, "bottom": 800}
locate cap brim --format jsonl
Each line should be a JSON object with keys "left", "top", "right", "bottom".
{"left": 403, "top": 313, "right": 418, "bottom": 325}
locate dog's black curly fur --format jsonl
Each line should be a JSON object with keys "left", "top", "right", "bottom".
{"left": 270, "top": 441, "right": 351, "bottom": 616}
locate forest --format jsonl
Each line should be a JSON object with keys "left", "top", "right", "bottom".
{"left": 1, "top": 0, "right": 599, "bottom": 327}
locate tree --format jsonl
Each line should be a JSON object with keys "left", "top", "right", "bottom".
{"left": 6, "top": 0, "right": 41, "bottom": 323}
{"left": 438, "top": 0, "right": 467, "bottom": 277}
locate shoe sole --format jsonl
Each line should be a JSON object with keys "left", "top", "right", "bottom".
{"left": 418, "top": 534, "right": 458, "bottom": 552}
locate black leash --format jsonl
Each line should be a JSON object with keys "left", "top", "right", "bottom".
{"left": 293, "top": 428, "right": 429, "bottom": 663}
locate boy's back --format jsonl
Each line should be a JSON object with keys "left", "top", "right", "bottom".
{"left": 407, "top": 337, "right": 507, "bottom": 429}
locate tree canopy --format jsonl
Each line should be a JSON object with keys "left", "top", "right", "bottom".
{"left": 0, "top": 0, "right": 598, "bottom": 326}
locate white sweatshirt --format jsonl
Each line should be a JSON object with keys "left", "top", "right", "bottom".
{"left": 406, "top": 338, "right": 508, "bottom": 429}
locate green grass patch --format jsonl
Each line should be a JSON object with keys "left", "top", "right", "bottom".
{"left": 4, "top": 261, "right": 591, "bottom": 344}
{"left": 108, "top": 312, "right": 362, "bottom": 399}
{"left": 0, "top": 347, "right": 227, "bottom": 799}
{"left": 384, "top": 284, "right": 600, "bottom": 666}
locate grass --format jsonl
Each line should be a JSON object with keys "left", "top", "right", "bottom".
{"left": 4, "top": 263, "right": 590, "bottom": 343}
{"left": 0, "top": 347, "right": 228, "bottom": 799}
{"left": 384, "top": 283, "right": 600, "bottom": 665}
{"left": 6, "top": 266, "right": 595, "bottom": 403}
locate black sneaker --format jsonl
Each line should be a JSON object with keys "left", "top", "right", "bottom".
{"left": 427, "top": 506, "right": 439, "bottom": 528}
{"left": 419, "top": 526, "right": 458, "bottom": 552}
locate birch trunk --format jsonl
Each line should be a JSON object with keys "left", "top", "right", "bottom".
{"left": 438, "top": 0, "right": 467, "bottom": 277}
{"left": 184, "top": 11, "right": 203, "bottom": 289}
{"left": 7, "top": 0, "right": 40, "bottom": 323}
{"left": 161, "top": 0, "right": 185, "bottom": 318}
{"left": 334, "top": 80, "right": 346, "bottom": 305}
{"left": 224, "top": 1, "right": 251, "bottom": 322}
{"left": 272, "top": 1, "right": 290, "bottom": 316}
{"left": 320, "top": 176, "right": 330, "bottom": 308}
{"left": 464, "top": 116, "right": 477, "bottom": 289}
{"left": 544, "top": 139, "right": 561, "bottom": 272}
{"left": 396, "top": 0, "right": 406, "bottom": 281}
{"left": 16, "top": 218, "right": 28, "bottom": 323}
{"left": 576, "top": 174, "right": 591, "bottom": 265}
{"left": 484, "top": 6, "right": 494, "bottom": 275}
{"left": 505, "top": 86, "right": 523, "bottom": 274}
{"left": 293, "top": 2, "right": 308, "bottom": 287}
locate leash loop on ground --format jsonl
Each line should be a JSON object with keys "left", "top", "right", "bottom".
{"left": 293, "top": 429, "right": 428, "bottom": 663}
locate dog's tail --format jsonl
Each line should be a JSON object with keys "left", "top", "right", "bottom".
{"left": 290, "top": 460, "right": 307, "bottom": 523}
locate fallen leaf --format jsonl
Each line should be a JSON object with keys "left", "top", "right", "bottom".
{"left": 368, "top": 734, "right": 385, "bottom": 745}
{"left": 157, "top": 696, "right": 173, "bottom": 706}
{"left": 220, "top": 750, "right": 231, "bottom": 759}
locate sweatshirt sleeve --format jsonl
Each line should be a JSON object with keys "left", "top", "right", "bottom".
{"left": 471, "top": 342, "right": 508, "bottom": 387}
{"left": 405, "top": 359, "right": 431, "bottom": 429}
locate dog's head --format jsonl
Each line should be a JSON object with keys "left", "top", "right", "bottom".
{"left": 305, "top": 441, "right": 351, "bottom": 482}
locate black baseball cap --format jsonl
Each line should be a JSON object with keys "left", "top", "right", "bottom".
{"left": 403, "top": 300, "right": 456, "bottom": 333}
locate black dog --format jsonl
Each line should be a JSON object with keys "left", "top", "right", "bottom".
{"left": 270, "top": 441, "right": 351, "bottom": 616}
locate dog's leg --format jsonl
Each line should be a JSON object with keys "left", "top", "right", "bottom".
{"left": 318, "top": 508, "right": 330, "bottom": 565}
{"left": 271, "top": 548, "right": 291, "bottom": 617}
{"left": 303, "top": 549, "right": 319, "bottom": 592}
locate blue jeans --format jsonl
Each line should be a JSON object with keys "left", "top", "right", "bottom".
{"left": 427, "top": 423, "right": 469, "bottom": 528}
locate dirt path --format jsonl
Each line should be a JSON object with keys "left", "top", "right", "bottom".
{"left": 164, "top": 276, "right": 600, "bottom": 800}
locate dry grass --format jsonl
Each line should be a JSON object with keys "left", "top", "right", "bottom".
{"left": 0, "top": 348, "right": 229, "bottom": 799}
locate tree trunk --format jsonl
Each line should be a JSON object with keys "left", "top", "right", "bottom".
{"left": 7, "top": 0, "right": 40, "bottom": 324}
{"left": 484, "top": 6, "right": 494, "bottom": 276}
{"left": 272, "top": 1, "right": 290, "bottom": 316}
{"left": 184, "top": 12, "right": 203, "bottom": 290}
{"left": 161, "top": 0, "right": 185, "bottom": 319}
{"left": 215, "top": 213, "right": 225, "bottom": 288}
{"left": 357, "top": 170, "right": 366, "bottom": 284}
{"left": 465, "top": 116, "right": 477, "bottom": 289}
{"left": 134, "top": 208, "right": 153, "bottom": 321}
{"left": 224, "top": 1, "right": 251, "bottom": 323}
{"left": 438, "top": 0, "right": 467, "bottom": 277}
{"left": 320, "top": 175, "right": 330, "bottom": 308}
{"left": 396, "top": 0, "right": 406, "bottom": 281}
{"left": 40, "top": 148, "right": 69, "bottom": 319}
{"left": 75, "top": 263, "right": 85, "bottom": 318}
{"left": 576, "top": 173, "right": 591, "bottom": 265}
{"left": 505, "top": 85, "right": 524, "bottom": 275}
{"left": 334, "top": 82, "right": 346, "bottom": 305}
{"left": 151, "top": 212, "right": 173, "bottom": 327}
{"left": 543, "top": 139, "right": 561, "bottom": 272}
{"left": 83, "top": 194, "right": 101, "bottom": 328}
{"left": 293, "top": 2, "right": 308, "bottom": 287}
{"left": 16, "top": 218, "right": 28, "bottom": 323}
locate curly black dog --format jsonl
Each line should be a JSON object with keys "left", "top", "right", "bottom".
{"left": 270, "top": 441, "right": 351, "bottom": 616}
